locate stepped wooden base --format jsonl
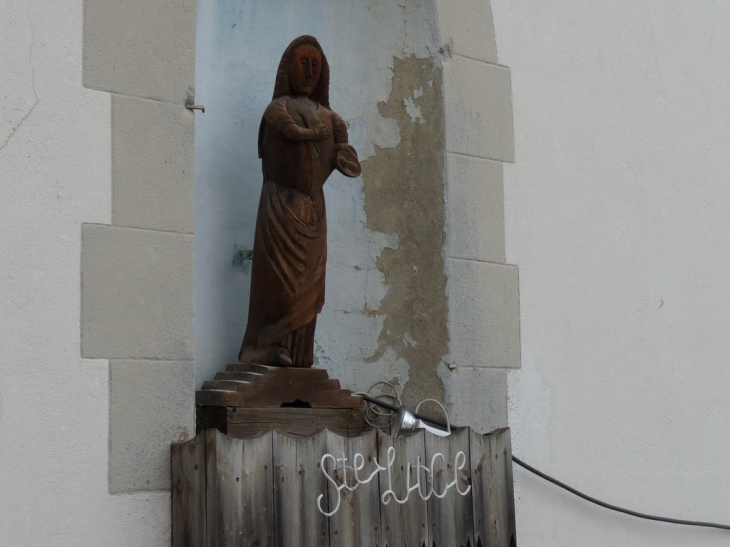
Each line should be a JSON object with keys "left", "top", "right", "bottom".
{"left": 196, "top": 364, "right": 366, "bottom": 438}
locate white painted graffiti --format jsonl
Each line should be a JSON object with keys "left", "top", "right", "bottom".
{"left": 316, "top": 446, "right": 471, "bottom": 517}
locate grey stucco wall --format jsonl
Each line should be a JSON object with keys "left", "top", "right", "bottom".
{"left": 81, "top": 0, "right": 197, "bottom": 493}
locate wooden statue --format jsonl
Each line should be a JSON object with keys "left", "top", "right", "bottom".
{"left": 239, "top": 36, "right": 361, "bottom": 367}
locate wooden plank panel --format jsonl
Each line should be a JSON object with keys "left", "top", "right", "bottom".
{"left": 212, "top": 432, "right": 245, "bottom": 547}
{"left": 487, "top": 429, "right": 516, "bottom": 547}
{"left": 469, "top": 429, "right": 491, "bottom": 547}
{"left": 226, "top": 408, "right": 365, "bottom": 439}
{"left": 239, "top": 431, "right": 275, "bottom": 547}
{"left": 273, "top": 432, "right": 301, "bottom": 547}
{"left": 172, "top": 432, "right": 206, "bottom": 547}
{"left": 503, "top": 433, "right": 517, "bottom": 547}
{"left": 205, "top": 429, "right": 222, "bottom": 547}
{"left": 424, "top": 427, "right": 474, "bottom": 547}
{"left": 378, "top": 429, "right": 429, "bottom": 547}
{"left": 450, "top": 428, "right": 475, "bottom": 547}
{"left": 273, "top": 430, "right": 330, "bottom": 547}
{"left": 471, "top": 428, "right": 517, "bottom": 547}
{"left": 325, "top": 429, "right": 381, "bottom": 547}
{"left": 425, "top": 431, "right": 455, "bottom": 546}
{"left": 205, "top": 430, "right": 274, "bottom": 546}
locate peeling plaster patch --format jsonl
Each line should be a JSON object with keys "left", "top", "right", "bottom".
{"left": 361, "top": 56, "right": 448, "bottom": 407}
{"left": 404, "top": 97, "right": 425, "bottom": 124}
{"left": 413, "top": 87, "right": 424, "bottom": 99}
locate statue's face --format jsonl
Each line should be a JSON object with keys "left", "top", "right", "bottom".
{"left": 289, "top": 45, "right": 322, "bottom": 97}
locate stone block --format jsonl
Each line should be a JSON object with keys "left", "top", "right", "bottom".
{"left": 447, "top": 259, "right": 520, "bottom": 368}
{"left": 83, "top": 0, "right": 196, "bottom": 103}
{"left": 112, "top": 95, "right": 194, "bottom": 233}
{"left": 445, "top": 367, "right": 508, "bottom": 434}
{"left": 446, "top": 153, "right": 505, "bottom": 263}
{"left": 443, "top": 57, "right": 514, "bottom": 162}
{"left": 109, "top": 360, "right": 195, "bottom": 492}
{"left": 81, "top": 223, "right": 193, "bottom": 360}
{"left": 435, "top": 0, "right": 498, "bottom": 63}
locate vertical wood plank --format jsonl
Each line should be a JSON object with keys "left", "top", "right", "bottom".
{"left": 503, "top": 433, "right": 517, "bottom": 547}
{"left": 326, "top": 429, "right": 381, "bottom": 547}
{"left": 207, "top": 429, "right": 259, "bottom": 547}
{"left": 239, "top": 431, "right": 275, "bottom": 546}
{"left": 203, "top": 429, "right": 276, "bottom": 547}
{"left": 469, "top": 429, "right": 491, "bottom": 547}
{"left": 423, "top": 427, "right": 474, "bottom": 547}
{"left": 274, "top": 430, "right": 330, "bottom": 547}
{"left": 471, "top": 428, "right": 517, "bottom": 547}
{"left": 487, "top": 430, "right": 516, "bottom": 547}
{"left": 425, "top": 431, "right": 455, "bottom": 547}
{"left": 214, "top": 432, "right": 245, "bottom": 547}
{"left": 172, "top": 431, "right": 206, "bottom": 547}
{"left": 205, "top": 428, "right": 221, "bottom": 547}
{"left": 450, "top": 428, "right": 475, "bottom": 547}
{"left": 273, "top": 432, "right": 301, "bottom": 547}
{"left": 378, "top": 430, "right": 429, "bottom": 547}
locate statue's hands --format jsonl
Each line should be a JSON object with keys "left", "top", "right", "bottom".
{"left": 334, "top": 146, "right": 362, "bottom": 178}
{"left": 313, "top": 124, "right": 330, "bottom": 141}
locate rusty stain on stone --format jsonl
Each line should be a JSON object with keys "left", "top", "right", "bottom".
{"left": 361, "top": 56, "right": 448, "bottom": 406}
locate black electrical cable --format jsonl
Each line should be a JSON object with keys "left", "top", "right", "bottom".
{"left": 361, "top": 394, "right": 730, "bottom": 532}
{"left": 511, "top": 456, "right": 730, "bottom": 532}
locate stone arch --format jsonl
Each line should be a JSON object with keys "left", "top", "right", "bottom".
{"left": 434, "top": 0, "right": 520, "bottom": 432}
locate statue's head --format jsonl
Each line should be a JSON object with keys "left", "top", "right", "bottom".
{"left": 273, "top": 35, "right": 330, "bottom": 107}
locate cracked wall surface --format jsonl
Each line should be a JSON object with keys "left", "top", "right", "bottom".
{"left": 0, "top": 0, "right": 186, "bottom": 543}
{"left": 361, "top": 56, "right": 448, "bottom": 407}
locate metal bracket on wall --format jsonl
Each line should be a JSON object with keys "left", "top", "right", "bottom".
{"left": 233, "top": 245, "right": 253, "bottom": 272}
{"left": 185, "top": 104, "right": 206, "bottom": 113}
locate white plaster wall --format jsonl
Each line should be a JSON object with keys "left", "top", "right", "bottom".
{"left": 194, "top": 0, "right": 440, "bottom": 388}
{"left": 0, "top": 0, "right": 169, "bottom": 544}
{"left": 492, "top": 1, "right": 730, "bottom": 545}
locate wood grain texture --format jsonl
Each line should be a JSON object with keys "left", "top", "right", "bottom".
{"left": 172, "top": 426, "right": 516, "bottom": 547}
{"left": 470, "top": 428, "right": 517, "bottom": 547}
{"left": 450, "top": 428, "right": 475, "bottom": 547}
{"left": 235, "top": 431, "right": 275, "bottom": 547}
{"left": 487, "top": 429, "right": 516, "bottom": 547}
{"left": 204, "top": 430, "right": 274, "bottom": 547}
{"left": 205, "top": 429, "right": 221, "bottom": 547}
{"left": 226, "top": 407, "right": 366, "bottom": 438}
{"left": 425, "top": 427, "right": 474, "bottom": 547}
{"left": 325, "top": 429, "right": 381, "bottom": 547}
{"left": 196, "top": 365, "right": 363, "bottom": 409}
{"left": 172, "top": 431, "right": 206, "bottom": 547}
{"left": 273, "top": 430, "right": 330, "bottom": 547}
{"left": 378, "top": 429, "right": 429, "bottom": 547}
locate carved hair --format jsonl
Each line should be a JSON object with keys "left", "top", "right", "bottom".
{"left": 272, "top": 35, "right": 330, "bottom": 108}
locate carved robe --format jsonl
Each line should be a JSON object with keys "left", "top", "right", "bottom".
{"left": 239, "top": 96, "right": 351, "bottom": 367}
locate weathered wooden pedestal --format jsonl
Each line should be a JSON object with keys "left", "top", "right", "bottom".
{"left": 195, "top": 364, "right": 366, "bottom": 438}
{"left": 175, "top": 365, "right": 517, "bottom": 546}
{"left": 172, "top": 429, "right": 517, "bottom": 547}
